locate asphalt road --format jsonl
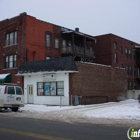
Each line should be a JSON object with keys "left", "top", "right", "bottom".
{"left": 0, "top": 115, "right": 132, "bottom": 140}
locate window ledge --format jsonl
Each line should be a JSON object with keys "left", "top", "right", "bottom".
{"left": 3, "top": 44, "right": 18, "bottom": 48}
{"left": 3, "top": 67, "right": 17, "bottom": 70}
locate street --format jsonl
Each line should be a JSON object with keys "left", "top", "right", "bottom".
{"left": 0, "top": 115, "right": 130, "bottom": 140}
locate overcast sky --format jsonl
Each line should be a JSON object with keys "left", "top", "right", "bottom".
{"left": 0, "top": 0, "right": 140, "bottom": 43}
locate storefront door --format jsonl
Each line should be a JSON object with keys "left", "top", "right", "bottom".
{"left": 27, "top": 85, "right": 33, "bottom": 104}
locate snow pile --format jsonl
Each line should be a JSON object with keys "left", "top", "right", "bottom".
{"left": 19, "top": 99, "right": 140, "bottom": 121}
{"left": 85, "top": 100, "right": 140, "bottom": 120}
{"left": 20, "top": 104, "right": 75, "bottom": 112}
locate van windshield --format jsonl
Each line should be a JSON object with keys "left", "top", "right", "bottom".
{"left": 16, "top": 87, "right": 22, "bottom": 95}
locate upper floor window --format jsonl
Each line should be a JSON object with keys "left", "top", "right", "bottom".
{"left": 126, "top": 65, "right": 129, "bottom": 75}
{"left": 46, "top": 34, "right": 51, "bottom": 47}
{"left": 68, "top": 40, "right": 72, "bottom": 46}
{"left": 129, "top": 49, "right": 132, "bottom": 58}
{"left": 55, "top": 37, "right": 59, "bottom": 48}
{"left": 120, "top": 46, "right": 123, "bottom": 54}
{"left": 114, "top": 42, "right": 117, "bottom": 49}
{"left": 129, "top": 81, "right": 133, "bottom": 90}
{"left": 5, "top": 31, "right": 17, "bottom": 46}
{"left": 125, "top": 48, "right": 128, "bottom": 58}
{"left": 114, "top": 53, "right": 118, "bottom": 63}
{"left": 5, "top": 54, "right": 16, "bottom": 68}
{"left": 129, "top": 65, "right": 132, "bottom": 74}
{"left": 62, "top": 40, "right": 66, "bottom": 48}
{"left": 134, "top": 66, "right": 136, "bottom": 75}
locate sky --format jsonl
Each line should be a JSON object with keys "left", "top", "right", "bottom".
{"left": 0, "top": 0, "right": 140, "bottom": 43}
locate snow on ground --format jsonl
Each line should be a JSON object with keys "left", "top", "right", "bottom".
{"left": 1, "top": 99, "right": 139, "bottom": 126}
{"left": 84, "top": 99, "right": 140, "bottom": 120}
{"left": 19, "top": 99, "right": 140, "bottom": 122}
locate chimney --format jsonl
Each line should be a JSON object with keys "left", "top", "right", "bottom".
{"left": 75, "top": 28, "right": 79, "bottom": 32}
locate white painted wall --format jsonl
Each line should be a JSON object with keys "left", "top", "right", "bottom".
{"left": 127, "top": 90, "right": 140, "bottom": 100}
{"left": 24, "top": 73, "right": 69, "bottom": 105}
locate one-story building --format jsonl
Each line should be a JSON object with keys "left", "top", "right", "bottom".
{"left": 16, "top": 57, "right": 127, "bottom": 105}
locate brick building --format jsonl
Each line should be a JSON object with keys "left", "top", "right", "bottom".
{"left": 0, "top": 12, "right": 96, "bottom": 88}
{"left": 0, "top": 13, "right": 128, "bottom": 104}
{"left": 17, "top": 57, "right": 127, "bottom": 105}
{"left": 94, "top": 34, "right": 140, "bottom": 90}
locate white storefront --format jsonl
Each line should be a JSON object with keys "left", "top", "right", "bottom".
{"left": 22, "top": 72, "right": 70, "bottom": 105}
{"left": 16, "top": 57, "right": 78, "bottom": 105}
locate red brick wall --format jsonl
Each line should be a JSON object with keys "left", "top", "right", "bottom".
{"left": 94, "top": 34, "right": 112, "bottom": 65}
{"left": 0, "top": 13, "right": 26, "bottom": 88}
{"left": 94, "top": 34, "right": 140, "bottom": 89}
{"left": 70, "top": 62, "right": 127, "bottom": 104}
{"left": 0, "top": 13, "right": 63, "bottom": 88}
{"left": 25, "top": 15, "right": 61, "bottom": 61}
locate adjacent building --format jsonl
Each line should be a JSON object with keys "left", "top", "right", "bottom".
{"left": 94, "top": 34, "right": 140, "bottom": 90}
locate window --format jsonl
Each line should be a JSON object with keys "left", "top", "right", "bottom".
{"left": 120, "top": 46, "right": 123, "bottom": 54}
{"left": 125, "top": 48, "right": 128, "bottom": 58}
{"left": 130, "top": 81, "right": 132, "bottom": 90}
{"left": 114, "top": 53, "right": 118, "bottom": 63}
{"left": 5, "top": 31, "right": 17, "bottom": 46}
{"left": 37, "top": 81, "right": 64, "bottom": 96}
{"left": 55, "top": 37, "right": 59, "bottom": 48}
{"left": 114, "top": 42, "right": 117, "bottom": 49}
{"left": 62, "top": 40, "right": 66, "bottom": 52}
{"left": 5, "top": 55, "right": 16, "bottom": 68}
{"left": 126, "top": 65, "right": 129, "bottom": 75}
{"left": 138, "top": 68, "right": 140, "bottom": 78}
{"left": 127, "top": 81, "right": 129, "bottom": 90}
{"left": 46, "top": 34, "right": 51, "bottom": 47}
{"left": 134, "top": 81, "right": 136, "bottom": 89}
{"left": 129, "top": 49, "right": 132, "bottom": 58}
{"left": 7, "top": 87, "right": 15, "bottom": 94}
{"left": 62, "top": 40, "right": 66, "bottom": 47}
{"left": 68, "top": 40, "right": 72, "bottom": 46}
{"left": 16, "top": 87, "right": 22, "bottom": 95}
{"left": 134, "top": 66, "right": 136, "bottom": 75}
{"left": 129, "top": 65, "right": 132, "bottom": 74}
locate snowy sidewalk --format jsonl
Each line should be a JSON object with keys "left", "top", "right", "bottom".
{"left": 1, "top": 99, "right": 140, "bottom": 126}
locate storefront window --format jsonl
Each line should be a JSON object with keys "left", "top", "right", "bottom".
{"left": 57, "top": 81, "right": 64, "bottom": 96}
{"left": 37, "top": 82, "right": 44, "bottom": 95}
{"left": 37, "top": 81, "right": 64, "bottom": 96}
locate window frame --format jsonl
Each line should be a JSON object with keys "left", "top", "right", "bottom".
{"left": 5, "top": 31, "right": 17, "bottom": 46}
{"left": 46, "top": 33, "right": 51, "bottom": 47}
{"left": 129, "top": 49, "right": 132, "bottom": 58}
{"left": 62, "top": 40, "right": 66, "bottom": 48}
{"left": 114, "top": 42, "right": 117, "bottom": 49}
{"left": 120, "top": 46, "right": 123, "bottom": 54}
{"left": 114, "top": 53, "right": 118, "bottom": 63}
{"left": 5, "top": 54, "right": 16, "bottom": 69}
{"left": 55, "top": 37, "right": 60, "bottom": 48}
{"left": 125, "top": 48, "right": 128, "bottom": 58}
{"left": 37, "top": 81, "right": 64, "bottom": 96}
{"left": 126, "top": 65, "right": 129, "bottom": 75}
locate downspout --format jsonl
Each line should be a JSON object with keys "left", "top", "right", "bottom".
{"left": 33, "top": 51, "right": 36, "bottom": 61}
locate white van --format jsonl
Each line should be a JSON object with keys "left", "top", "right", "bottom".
{"left": 0, "top": 84, "right": 24, "bottom": 112}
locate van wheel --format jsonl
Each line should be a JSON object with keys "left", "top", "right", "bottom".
{"left": 11, "top": 108, "right": 18, "bottom": 112}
